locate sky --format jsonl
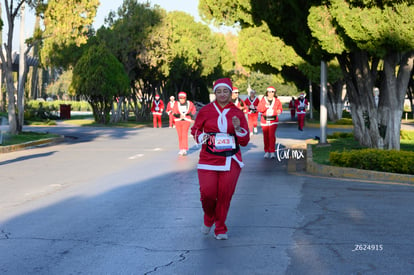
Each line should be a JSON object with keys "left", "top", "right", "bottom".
{"left": 93, "top": 0, "right": 202, "bottom": 29}
{"left": 3, "top": 0, "right": 203, "bottom": 52}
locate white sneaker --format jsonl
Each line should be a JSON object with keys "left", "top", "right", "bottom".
{"left": 270, "top": 152, "right": 276, "bottom": 159}
{"left": 264, "top": 152, "right": 270, "bottom": 159}
{"left": 201, "top": 224, "right": 211, "bottom": 235}
{"left": 214, "top": 233, "right": 228, "bottom": 240}
{"left": 182, "top": 150, "right": 187, "bottom": 156}
{"left": 178, "top": 150, "right": 184, "bottom": 155}
{"left": 253, "top": 127, "right": 258, "bottom": 134}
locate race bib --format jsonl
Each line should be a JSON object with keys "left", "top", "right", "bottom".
{"left": 214, "top": 133, "right": 236, "bottom": 150}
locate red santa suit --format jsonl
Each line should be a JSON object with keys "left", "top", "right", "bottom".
{"left": 289, "top": 97, "right": 296, "bottom": 120}
{"left": 166, "top": 96, "right": 176, "bottom": 128}
{"left": 231, "top": 87, "right": 247, "bottom": 114}
{"left": 173, "top": 92, "right": 196, "bottom": 155}
{"left": 191, "top": 79, "right": 250, "bottom": 236}
{"left": 295, "top": 93, "right": 309, "bottom": 131}
{"left": 257, "top": 87, "right": 283, "bottom": 155}
{"left": 151, "top": 96, "right": 164, "bottom": 128}
{"left": 244, "top": 94, "right": 260, "bottom": 134}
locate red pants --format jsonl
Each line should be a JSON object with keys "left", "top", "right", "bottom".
{"left": 153, "top": 114, "right": 162, "bottom": 128}
{"left": 168, "top": 114, "right": 175, "bottom": 127}
{"left": 262, "top": 124, "right": 278, "bottom": 152}
{"left": 297, "top": 113, "right": 305, "bottom": 130}
{"left": 290, "top": 109, "right": 295, "bottom": 119}
{"left": 247, "top": 113, "right": 258, "bottom": 133}
{"left": 175, "top": 120, "right": 191, "bottom": 150}
{"left": 198, "top": 160, "right": 241, "bottom": 235}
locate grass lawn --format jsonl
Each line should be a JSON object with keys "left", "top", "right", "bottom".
{"left": 0, "top": 131, "right": 60, "bottom": 146}
{"left": 311, "top": 130, "right": 414, "bottom": 165}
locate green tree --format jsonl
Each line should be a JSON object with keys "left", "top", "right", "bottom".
{"left": 199, "top": 0, "right": 414, "bottom": 150}
{"left": 147, "top": 11, "right": 233, "bottom": 100}
{"left": 40, "top": 0, "right": 98, "bottom": 68}
{"left": 95, "top": 0, "right": 162, "bottom": 120}
{"left": 70, "top": 45, "right": 129, "bottom": 124}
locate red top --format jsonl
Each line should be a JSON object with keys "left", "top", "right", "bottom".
{"left": 151, "top": 99, "right": 164, "bottom": 115}
{"left": 295, "top": 98, "right": 309, "bottom": 114}
{"left": 257, "top": 97, "right": 283, "bottom": 126}
{"left": 191, "top": 101, "right": 250, "bottom": 171}
{"left": 244, "top": 96, "right": 260, "bottom": 114}
{"left": 172, "top": 100, "right": 196, "bottom": 122}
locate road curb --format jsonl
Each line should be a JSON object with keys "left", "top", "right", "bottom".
{"left": 305, "top": 144, "right": 414, "bottom": 184}
{"left": 0, "top": 136, "right": 65, "bottom": 154}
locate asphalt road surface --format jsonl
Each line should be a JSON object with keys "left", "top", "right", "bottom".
{"left": 0, "top": 116, "right": 413, "bottom": 274}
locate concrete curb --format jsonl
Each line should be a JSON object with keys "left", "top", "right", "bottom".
{"left": 0, "top": 136, "right": 65, "bottom": 154}
{"left": 305, "top": 144, "right": 414, "bottom": 184}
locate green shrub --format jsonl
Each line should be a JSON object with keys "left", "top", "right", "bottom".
{"left": 329, "top": 149, "right": 414, "bottom": 175}
{"left": 328, "top": 132, "right": 354, "bottom": 139}
{"left": 334, "top": 118, "right": 353, "bottom": 125}
{"left": 401, "top": 130, "right": 414, "bottom": 140}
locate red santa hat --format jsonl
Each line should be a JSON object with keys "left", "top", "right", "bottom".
{"left": 155, "top": 94, "right": 160, "bottom": 99}
{"left": 232, "top": 87, "right": 239, "bottom": 93}
{"left": 299, "top": 92, "right": 305, "bottom": 97}
{"left": 178, "top": 91, "right": 187, "bottom": 98}
{"left": 266, "top": 86, "right": 276, "bottom": 92}
{"left": 213, "top": 78, "right": 233, "bottom": 92}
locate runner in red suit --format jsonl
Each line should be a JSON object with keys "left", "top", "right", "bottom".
{"left": 151, "top": 95, "right": 164, "bottom": 128}
{"left": 172, "top": 92, "right": 196, "bottom": 156}
{"left": 166, "top": 96, "right": 176, "bottom": 128}
{"left": 288, "top": 96, "right": 296, "bottom": 120}
{"left": 257, "top": 86, "right": 283, "bottom": 159}
{"left": 191, "top": 78, "right": 250, "bottom": 240}
{"left": 295, "top": 93, "right": 309, "bottom": 131}
{"left": 244, "top": 89, "right": 260, "bottom": 135}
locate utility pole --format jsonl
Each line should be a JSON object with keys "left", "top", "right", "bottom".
{"left": 320, "top": 61, "right": 328, "bottom": 144}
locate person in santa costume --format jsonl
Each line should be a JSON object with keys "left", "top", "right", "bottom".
{"left": 244, "top": 89, "right": 260, "bottom": 135}
{"left": 172, "top": 92, "right": 196, "bottom": 156}
{"left": 289, "top": 96, "right": 296, "bottom": 120}
{"left": 231, "top": 87, "right": 247, "bottom": 113}
{"left": 151, "top": 94, "right": 164, "bottom": 128}
{"left": 166, "top": 96, "right": 176, "bottom": 128}
{"left": 191, "top": 78, "right": 250, "bottom": 240}
{"left": 295, "top": 92, "right": 309, "bottom": 131}
{"left": 257, "top": 86, "right": 283, "bottom": 159}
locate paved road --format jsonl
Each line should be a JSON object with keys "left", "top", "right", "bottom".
{"left": 0, "top": 114, "right": 413, "bottom": 274}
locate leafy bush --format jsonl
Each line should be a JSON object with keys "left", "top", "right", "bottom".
{"left": 327, "top": 132, "right": 354, "bottom": 139}
{"left": 400, "top": 130, "right": 414, "bottom": 140}
{"left": 334, "top": 118, "right": 353, "bottom": 125}
{"left": 329, "top": 149, "right": 414, "bottom": 175}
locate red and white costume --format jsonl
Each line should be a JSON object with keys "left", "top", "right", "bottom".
{"left": 289, "top": 97, "right": 296, "bottom": 120}
{"left": 295, "top": 93, "right": 309, "bottom": 131}
{"left": 232, "top": 87, "right": 247, "bottom": 113}
{"left": 244, "top": 94, "right": 260, "bottom": 134}
{"left": 191, "top": 78, "right": 249, "bottom": 236}
{"left": 166, "top": 96, "right": 176, "bottom": 128}
{"left": 151, "top": 96, "right": 164, "bottom": 128}
{"left": 257, "top": 87, "right": 283, "bottom": 153}
{"left": 173, "top": 92, "right": 196, "bottom": 153}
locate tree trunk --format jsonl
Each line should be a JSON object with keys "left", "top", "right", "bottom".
{"left": 337, "top": 51, "right": 382, "bottom": 148}
{"left": 326, "top": 80, "right": 345, "bottom": 122}
{"left": 378, "top": 51, "right": 414, "bottom": 150}
{"left": 17, "top": 3, "right": 26, "bottom": 133}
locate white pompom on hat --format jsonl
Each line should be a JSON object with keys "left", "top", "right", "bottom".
{"left": 213, "top": 78, "right": 233, "bottom": 92}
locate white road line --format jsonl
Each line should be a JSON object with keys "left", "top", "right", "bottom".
{"left": 128, "top": 154, "right": 144, "bottom": 160}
